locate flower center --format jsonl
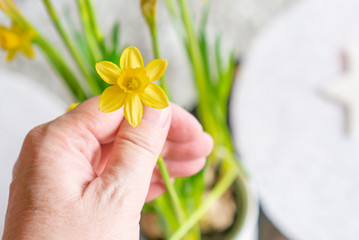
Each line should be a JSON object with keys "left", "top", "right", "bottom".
{"left": 126, "top": 77, "right": 140, "bottom": 90}
{"left": 120, "top": 76, "right": 144, "bottom": 93}
{"left": 118, "top": 68, "right": 150, "bottom": 94}
{"left": 0, "top": 31, "right": 21, "bottom": 49}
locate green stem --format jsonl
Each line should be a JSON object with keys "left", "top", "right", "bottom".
{"left": 2, "top": 0, "right": 32, "bottom": 29}
{"left": 163, "top": 0, "right": 220, "bottom": 137}
{"left": 77, "top": 0, "right": 102, "bottom": 61}
{"left": 178, "top": 0, "right": 230, "bottom": 153}
{"left": 199, "top": 0, "right": 212, "bottom": 32}
{"left": 157, "top": 156, "right": 186, "bottom": 224}
{"left": 84, "top": 0, "right": 103, "bottom": 42}
{"left": 169, "top": 167, "right": 238, "bottom": 240}
{"left": 177, "top": 0, "right": 210, "bottom": 116}
{"left": 150, "top": 30, "right": 171, "bottom": 99}
{"left": 42, "top": 0, "right": 101, "bottom": 96}
{"left": 163, "top": 0, "right": 183, "bottom": 37}
{"left": 33, "top": 35, "right": 87, "bottom": 101}
{"left": 84, "top": 0, "right": 105, "bottom": 53}
{"left": 163, "top": 0, "right": 179, "bottom": 19}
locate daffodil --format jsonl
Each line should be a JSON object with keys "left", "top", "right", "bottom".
{"left": 0, "top": 24, "right": 35, "bottom": 61}
{"left": 96, "top": 46, "right": 169, "bottom": 127}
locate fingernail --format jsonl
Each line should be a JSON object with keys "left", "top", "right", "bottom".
{"left": 142, "top": 106, "right": 171, "bottom": 128}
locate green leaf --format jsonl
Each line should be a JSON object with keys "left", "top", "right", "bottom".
{"left": 198, "top": 30, "right": 212, "bottom": 89}
{"left": 142, "top": 202, "right": 155, "bottom": 213}
{"left": 199, "top": 0, "right": 212, "bottom": 33}
{"left": 153, "top": 193, "right": 180, "bottom": 238}
{"left": 215, "top": 34, "right": 223, "bottom": 86}
{"left": 218, "top": 49, "right": 236, "bottom": 102}
{"left": 109, "top": 22, "right": 121, "bottom": 61}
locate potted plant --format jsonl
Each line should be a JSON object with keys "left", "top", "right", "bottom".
{"left": 0, "top": 0, "right": 258, "bottom": 239}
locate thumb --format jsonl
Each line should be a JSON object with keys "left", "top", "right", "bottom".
{"left": 98, "top": 105, "right": 171, "bottom": 203}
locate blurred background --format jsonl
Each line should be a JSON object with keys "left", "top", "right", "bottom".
{"left": 1, "top": 0, "right": 359, "bottom": 239}
{"left": 0, "top": 0, "right": 299, "bottom": 108}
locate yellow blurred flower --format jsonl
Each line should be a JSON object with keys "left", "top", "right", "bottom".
{"left": 0, "top": 0, "right": 28, "bottom": 28}
{"left": 96, "top": 46, "right": 169, "bottom": 127}
{"left": 0, "top": 0, "right": 22, "bottom": 15}
{"left": 0, "top": 1, "right": 5, "bottom": 11}
{"left": 0, "top": 0, "right": 10, "bottom": 13}
{"left": 67, "top": 102, "right": 80, "bottom": 111}
{"left": 0, "top": 24, "right": 35, "bottom": 61}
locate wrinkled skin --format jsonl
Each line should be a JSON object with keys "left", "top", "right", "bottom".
{"left": 2, "top": 97, "right": 213, "bottom": 240}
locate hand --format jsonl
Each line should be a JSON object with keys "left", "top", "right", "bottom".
{"left": 2, "top": 96, "right": 213, "bottom": 240}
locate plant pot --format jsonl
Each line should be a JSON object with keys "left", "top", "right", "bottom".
{"left": 140, "top": 170, "right": 259, "bottom": 240}
{"left": 231, "top": 175, "right": 259, "bottom": 240}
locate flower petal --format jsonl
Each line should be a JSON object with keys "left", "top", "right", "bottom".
{"left": 140, "top": 83, "right": 169, "bottom": 109}
{"left": 67, "top": 102, "right": 80, "bottom": 112}
{"left": 0, "top": 26, "right": 7, "bottom": 32}
{"left": 120, "top": 46, "right": 144, "bottom": 69}
{"left": 145, "top": 59, "right": 167, "bottom": 82}
{"left": 21, "top": 43, "right": 35, "bottom": 59}
{"left": 0, "top": 1, "right": 5, "bottom": 11}
{"left": 6, "top": 49, "right": 17, "bottom": 62}
{"left": 124, "top": 94, "right": 143, "bottom": 127}
{"left": 99, "top": 86, "right": 126, "bottom": 112}
{"left": 96, "top": 61, "right": 121, "bottom": 85}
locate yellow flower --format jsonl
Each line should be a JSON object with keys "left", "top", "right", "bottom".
{"left": 0, "top": 24, "right": 35, "bottom": 61}
{"left": 0, "top": 0, "right": 11, "bottom": 13}
{"left": 0, "top": 1, "right": 5, "bottom": 11}
{"left": 67, "top": 102, "right": 80, "bottom": 111}
{"left": 96, "top": 46, "right": 169, "bottom": 127}
{"left": 0, "top": 0, "right": 22, "bottom": 15}
{"left": 0, "top": 0, "right": 29, "bottom": 29}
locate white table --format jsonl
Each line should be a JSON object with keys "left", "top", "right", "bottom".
{"left": 231, "top": 0, "right": 359, "bottom": 239}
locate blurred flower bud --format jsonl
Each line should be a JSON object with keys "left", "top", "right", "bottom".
{"left": 141, "top": 0, "right": 157, "bottom": 33}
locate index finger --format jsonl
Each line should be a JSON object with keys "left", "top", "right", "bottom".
{"left": 58, "top": 96, "right": 125, "bottom": 144}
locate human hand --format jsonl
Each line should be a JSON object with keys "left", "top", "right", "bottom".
{"left": 2, "top": 96, "right": 213, "bottom": 240}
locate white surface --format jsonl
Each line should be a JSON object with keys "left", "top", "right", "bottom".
{"left": 322, "top": 46, "right": 359, "bottom": 138}
{"left": 0, "top": 70, "right": 66, "bottom": 234}
{"left": 231, "top": 0, "right": 359, "bottom": 239}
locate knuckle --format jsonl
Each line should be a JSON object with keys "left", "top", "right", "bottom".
{"left": 22, "top": 124, "right": 52, "bottom": 154}
{"left": 84, "top": 177, "right": 128, "bottom": 207}
{"left": 25, "top": 124, "right": 47, "bottom": 142}
{"left": 24, "top": 122, "right": 61, "bottom": 149}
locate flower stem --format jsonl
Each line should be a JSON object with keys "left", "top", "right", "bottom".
{"left": 83, "top": 0, "right": 103, "bottom": 45}
{"left": 33, "top": 35, "right": 88, "bottom": 101}
{"left": 177, "top": 0, "right": 211, "bottom": 118}
{"left": 1, "top": 0, "right": 31, "bottom": 29}
{"left": 42, "top": 0, "right": 101, "bottom": 96}
{"left": 169, "top": 166, "right": 239, "bottom": 240}
{"left": 150, "top": 31, "right": 171, "bottom": 99}
{"left": 76, "top": 0, "right": 102, "bottom": 62}
{"left": 157, "top": 156, "right": 186, "bottom": 224}
{"left": 163, "top": 0, "right": 183, "bottom": 37}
